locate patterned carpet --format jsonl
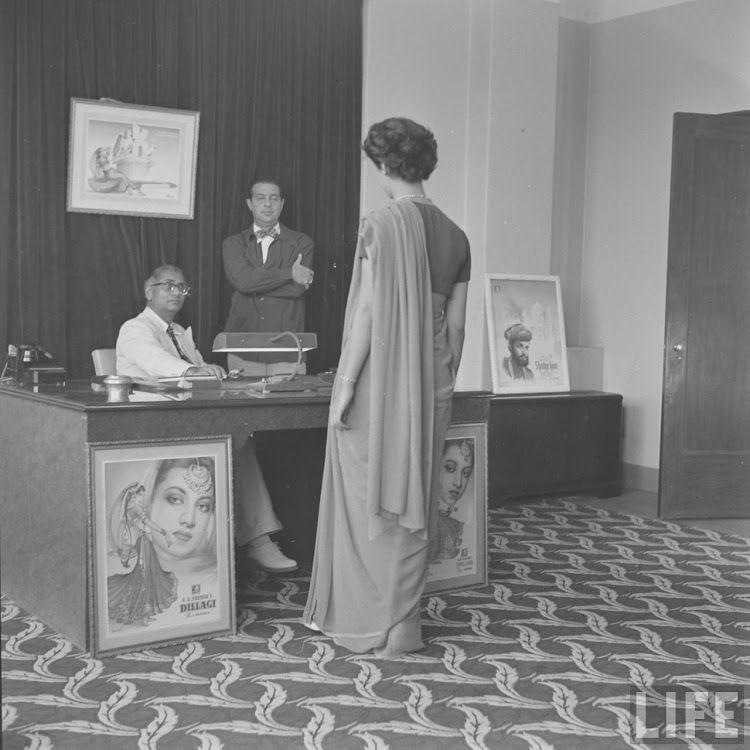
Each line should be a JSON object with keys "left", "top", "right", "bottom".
{"left": 3, "top": 498, "right": 750, "bottom": 750}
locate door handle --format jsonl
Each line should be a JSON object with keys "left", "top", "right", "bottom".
{"left": 673, "top": 344, "right": 684, "bottom": 352}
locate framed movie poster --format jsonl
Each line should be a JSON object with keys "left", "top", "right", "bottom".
{"left": 89, "top": 437, "right": 235, "bottom": 656}
{"left": 485, "top": 274, "right": 570, "bottom": 394}
{"left": 426, "top": 422, "right": 488, "bottom": 595}
{"left": 67, "top": 98, "right": 199, "bottom": 219}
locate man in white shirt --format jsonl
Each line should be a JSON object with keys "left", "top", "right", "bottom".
{"left": 116, "top": 263, "right": 297, "bottom": 573}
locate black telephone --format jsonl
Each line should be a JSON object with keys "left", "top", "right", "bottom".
{"left": 2, "top": 343, "right": 67, "bottom": 387}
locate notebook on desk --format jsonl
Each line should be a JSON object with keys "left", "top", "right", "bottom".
{"left": 129, "top": 376, "right": 221, "bottom": 393}
{"left": 157, "top": 375, "right": 221, "bottom": 387}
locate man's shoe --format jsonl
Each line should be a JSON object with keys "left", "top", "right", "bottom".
{"left": 245, "top": 535, "right": 298, "bottom": 573}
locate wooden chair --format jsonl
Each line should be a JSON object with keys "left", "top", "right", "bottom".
{"left": 91, "top": 348, "right": 116, "bottom": 376}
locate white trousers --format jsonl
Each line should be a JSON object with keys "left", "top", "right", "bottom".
{"left": 233, "top": 437, "right": 282, "bottom": 546}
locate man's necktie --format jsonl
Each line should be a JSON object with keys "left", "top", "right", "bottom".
{"left": 166, "top": 324, "right": 192, "bottom": 364}
{"left": 255, "top": 227, "right": 279, "bottom": 241}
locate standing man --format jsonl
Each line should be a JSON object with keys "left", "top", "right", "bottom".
{"left": 116, "top": 264, "right": 298, "bottom": 573}
{"left": 502, "top": 323, "right": 535, "bottom": 381}
{"left": 222, "top": 179, "right": 314, "bottom": 376}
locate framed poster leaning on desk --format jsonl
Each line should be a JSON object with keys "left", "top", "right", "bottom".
{"left": 89, "top": 436, "right": 236, "bottom": 656}
{"left": 425, "top": 422, "right": 488, "bottom": 595}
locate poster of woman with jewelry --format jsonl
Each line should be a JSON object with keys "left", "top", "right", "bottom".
{"left": 90, "top": 438, "right": 235, "bottom": 655}
{"left": 426, "top": 423, "right": 488, "bottom": 594}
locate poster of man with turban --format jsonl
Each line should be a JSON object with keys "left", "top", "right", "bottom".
{"left": 485, "top": 274, "right": 570, "bottom": 394}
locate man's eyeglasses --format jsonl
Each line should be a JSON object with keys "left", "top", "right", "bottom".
{"left": 150, "top": 281, "right": 191, "bottom": 296}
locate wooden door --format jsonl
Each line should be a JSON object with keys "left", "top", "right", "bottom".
{"left": 660, "top": 111, "right": 750, "bottom": 518}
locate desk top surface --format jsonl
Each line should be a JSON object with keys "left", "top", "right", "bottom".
{"left": 0, "top": 380, "right": 336, "bottom": 412}
{"left": 0, "top": 380, "right": 615, "bottom": 414}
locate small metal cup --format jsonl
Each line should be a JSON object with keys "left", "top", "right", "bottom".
{"left": 102, "top": 375, "right": 132, "bottom": 402}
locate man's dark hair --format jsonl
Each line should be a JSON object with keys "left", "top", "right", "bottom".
{"left": 249, "top": 178, "right": 284, "bottom": 199}
{"left": 362, "top": 117, "right": 438, "bottom": 182}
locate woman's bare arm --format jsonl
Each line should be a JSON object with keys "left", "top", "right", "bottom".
{"left": 331, "top": 256, "right": 373, "bottom": 429}
{"left": 444, "top": 281, "right": 468, "bottom": 377}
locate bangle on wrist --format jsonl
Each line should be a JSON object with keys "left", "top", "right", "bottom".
{"left": 337, "top": 374, "right": 357, "bottom": 384}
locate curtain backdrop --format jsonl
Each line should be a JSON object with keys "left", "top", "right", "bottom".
{"left": 0, "top": 0, "right": 362, "bottom": 377}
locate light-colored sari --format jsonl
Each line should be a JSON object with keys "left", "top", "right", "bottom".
{"left": 303, "top": 199, "right": 454, "bottom": 654}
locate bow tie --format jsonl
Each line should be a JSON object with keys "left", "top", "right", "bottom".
{"left": 256, "top": 227, "right": 279, "bottom": 241}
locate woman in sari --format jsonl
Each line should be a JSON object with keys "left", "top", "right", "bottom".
{"left": 304, "top": 117, "right": 470, "bottom": 655}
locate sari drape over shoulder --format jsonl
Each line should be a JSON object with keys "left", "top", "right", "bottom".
{"left": 303, "top": 200, "right": 440, "bottom": 654}
{"left": 357, "top": 202, "right": 435, "bottom": 539}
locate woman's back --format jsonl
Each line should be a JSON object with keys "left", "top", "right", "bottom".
{"left": 411, "top": 198, "right": 470, "bottom": 297}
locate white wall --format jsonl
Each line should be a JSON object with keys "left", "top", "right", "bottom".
{"left": 577, "top": 0, "right": 750, "bottom": 470}
{"left": 362, "top": 0, "right": 750, "bottom": 476}
{"left": 551, "top": 16, "right": 590, "bottom": 345}
{"left": 362, "top": 0, "right": 560, "bottom": 391}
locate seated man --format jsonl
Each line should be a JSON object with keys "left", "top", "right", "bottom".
{"left": 116, "top": 263, "right": 297, "bottom": 573}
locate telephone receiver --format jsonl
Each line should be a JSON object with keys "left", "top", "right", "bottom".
{"left": 17, "top": 343, "right": 61, "bottom": 366}
{"left": 2, "top": 343, "right": 66, "bottom": 385}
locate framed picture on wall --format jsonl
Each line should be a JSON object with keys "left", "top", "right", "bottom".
{"left": 425, "top": 422, "right": 487, "bottom": 595}
{"left": 485, "top": 274, "right": 570, "bottom": 395}
{"left": 67, "top": 98, "right": 199, "bottom": 219}
{"left": 89, "top": 437, "right": 235, "bottom": 656}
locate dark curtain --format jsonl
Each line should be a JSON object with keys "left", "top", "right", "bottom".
{"left": 0, "top": 0, "right": 362, "bottom": 377}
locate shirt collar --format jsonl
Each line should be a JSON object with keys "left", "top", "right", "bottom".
{"left": 143, "top": 305, "right": 179, "bottom": 332}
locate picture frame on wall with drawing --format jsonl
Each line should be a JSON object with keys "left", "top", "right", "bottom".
{"left": 67, "top": 98, "right": 199, "bottom": 219}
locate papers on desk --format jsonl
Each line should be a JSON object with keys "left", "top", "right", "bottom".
{"left": 129, "top": 390, "right": 191, "bottom": 402}
{"left": 131, "top": 376, "right": 218, "bottom": 393}
{"left": 157, "top": 375, "right": 220, "bottom": 384}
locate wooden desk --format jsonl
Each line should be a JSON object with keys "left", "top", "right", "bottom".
{"left": 0, "top": 382, "right": 488, "bottom": 648}
{"left": 0, "top": 384, "right": 622, "bottom": 649}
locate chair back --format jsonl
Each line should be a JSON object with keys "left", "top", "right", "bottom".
{"left": 91, "top": 348, "right": 116, "bottom": 376}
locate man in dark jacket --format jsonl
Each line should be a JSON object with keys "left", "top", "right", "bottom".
{"left": 222, "top": 179, "right": 314, "bottom": 376}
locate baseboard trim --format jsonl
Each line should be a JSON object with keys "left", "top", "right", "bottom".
{"left": 623, "top": 462, "right": 659, "bottom": 493}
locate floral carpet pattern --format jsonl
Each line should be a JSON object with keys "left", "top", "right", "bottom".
{"left": 3, "top": 498, "right": 750, "bottom": 750}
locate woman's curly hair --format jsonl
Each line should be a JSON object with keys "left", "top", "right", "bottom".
{"left": 362, "top": 117, "right": 438, "bottom": 183}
